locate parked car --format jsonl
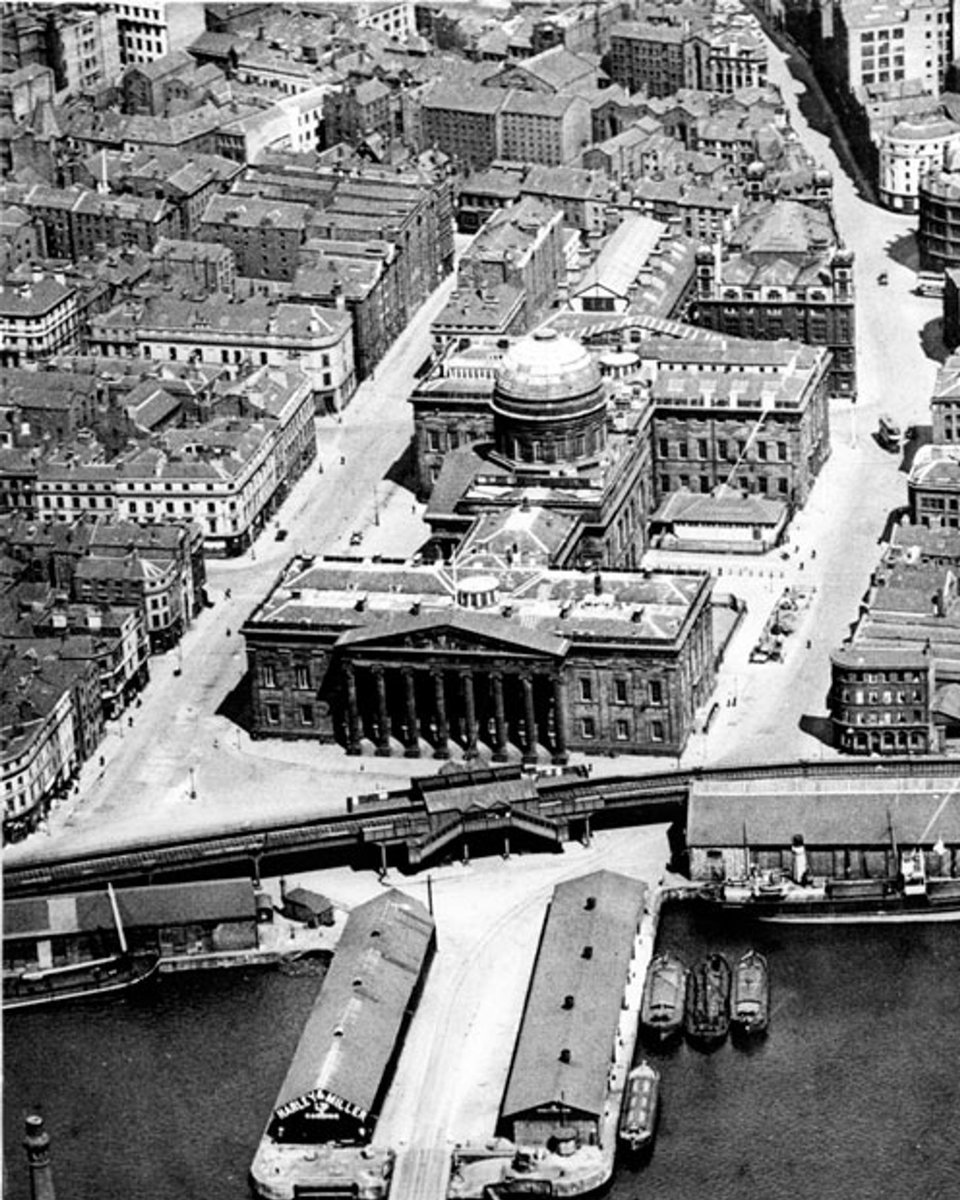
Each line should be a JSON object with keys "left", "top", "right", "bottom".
{"left": 877, "top": 271, "right": 889, "bottom": 286}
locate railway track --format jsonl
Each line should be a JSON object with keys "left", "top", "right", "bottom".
{"left": 5, "top": 758, "right": 955, "bottom": 897}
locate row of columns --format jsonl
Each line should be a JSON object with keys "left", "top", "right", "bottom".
{"left": 342, "top": 662, "right": 567, "bottom": 763}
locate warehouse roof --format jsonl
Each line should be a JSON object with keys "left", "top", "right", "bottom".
{"left": 687, "top": 777, "right": 960, "bottom": 846}
{"left": 4, "top": 880, "right": 256, "bottom": 939}
{"left": 270, "top": 890, "right": 434, "bottom": 1126}
{"left": 500, "top": 870, "right": 645, "bottom": 1128}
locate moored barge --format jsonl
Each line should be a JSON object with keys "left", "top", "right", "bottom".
{"left": 731, "top": 950, "right": 769, "bottom": 1036}
{"left": 618, "top": 1061, "right": 660, "bottom": 1154}
{"left": 639, "top": 951, "right": 686, "bottom": 1043}
{"left": 684, "top": 953, "right": 731, "bottom": 1047}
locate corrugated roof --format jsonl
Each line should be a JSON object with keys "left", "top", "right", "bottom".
{"left": 4, "top": 881, "right": 256, "bottom": 939}
{"left": 687, "top": 780, "right": 960, "bottom": 846}
{"left": 271, "top": 890, "right": 434, "bottom": 1123}
{"left": 500, "top": 870, "right": 645, "bottom": 1127}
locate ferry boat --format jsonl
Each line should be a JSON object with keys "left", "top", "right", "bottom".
{"left": 639, "top": 951, "right": 686, "bottom": 1043}
{"left": 618, "top": 1061, "right": 660, "bottom": 1154}
{"left": 731, "top": 950, "right": 769, "bottom": 1036}
{"left": 684, "top": 953, "right": 731, "bottom": 1047}
{"left": 699, "top": 834, "right": 960, "bottom": 925}
{"left": 4, "top": 883, "right": 160, "bottom": 1011}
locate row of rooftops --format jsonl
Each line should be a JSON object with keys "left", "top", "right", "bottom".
{"left": 92, "top": 292, "right": 352, "bottom": 344}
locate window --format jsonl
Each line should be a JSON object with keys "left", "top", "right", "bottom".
{"left": 295, "top": 665, "right": 310, "bottom": 689}
{"left": 262, "top": 664, "right": 277, "bottom": 688}
{"left": 300, "top": 704, "right": 314, "bottom": 725}
{"left": 615, "top": 719, "right": 629, "bottom": 741}
{"left": 650, "top": 680, "right": 663, "bottom": 705}
{"left": 698, "top": 438, "right": 708, "bottom": 459}
{"left": 658, "top": 437, "right": 669, "bottom": 458}
{"left": 614, "top": 678, "right": 628, "bottom": 704}
{"left": 651, "top": 720, "right": 664, "bottom": 741}
{"left": 580, "top": 716, "right": 596, "bottom": 739}
{"left": 579, "top": 677, "right": 593, "bottom": 701}
{"left": 266, "top": 703, "right": 281, "bottom": 724}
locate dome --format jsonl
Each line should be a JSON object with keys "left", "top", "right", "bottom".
{"left": 491, "top": 328, "right": 606, "bottom": 465}
{"left": 494, "top": 327, "right": 601, "bottom": 409}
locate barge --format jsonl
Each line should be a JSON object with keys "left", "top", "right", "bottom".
{"left": 639, "top": 950, "right": 685, "bottom": 1043}
{"left": 731, "top": 950, "right": 769, "bottom": 1036}
{"left": 684, "top": 953, "right": 731, "bottom": 1047}
{"left": 617, "top": 1061, "right": 660, "bottom": 1155}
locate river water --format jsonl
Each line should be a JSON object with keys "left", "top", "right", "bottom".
{"left": 5, "top": 910, "right": 960, "bottom": 1199}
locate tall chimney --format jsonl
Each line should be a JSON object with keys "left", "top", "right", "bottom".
{"left": 23, "top": 1114, "right": 56, "bottom": 1200}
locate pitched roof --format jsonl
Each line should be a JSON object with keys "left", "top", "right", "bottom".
{"left": 500, "top": 871, "right": 646, "bottom": 1126}
{"left": 687, "top": 776, "right": 960, "bottom": 846}
{"left": 271, "top": 890, "right": 434, "bottom": 1124}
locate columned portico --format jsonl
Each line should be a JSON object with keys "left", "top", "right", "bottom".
{"left": 339, "top": 656, "right": 570, "bottom": 762}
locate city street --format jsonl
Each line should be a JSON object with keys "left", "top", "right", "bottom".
{"left": 5, "top": 264, "right": 459, "bottom": 865}
{"left": 6, "top": 46, "right": 945, "bottom": 855}
{"left": 667, "top": 39, "right": 944, "bottom": 768}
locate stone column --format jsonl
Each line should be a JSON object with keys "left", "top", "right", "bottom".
{"left": 552, "top": 675, "right": 568, "bottom": 764}
{"left": 491, "top": 671, "right": 508, "bottom": 761}
{"left": 462, "top": 670, "right": 478, "bottom": 759}
{"left": 403, "top": 668, "right": 421, "bottom": 758}
{"left": 433, "top": 669, "right": 449, "bottom": 759}
{"left": 522, "top": 673, "right": 538, "bottom": 762}
{"left": 374, "top": 667, "right": 391, "bottom": 756}
{"left": 344, "top": 661, "right": 362, "bottom": 754}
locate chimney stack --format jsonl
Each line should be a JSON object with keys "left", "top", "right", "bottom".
{"left": 23, "top": 1114, "right": 56, "bottom": 1200}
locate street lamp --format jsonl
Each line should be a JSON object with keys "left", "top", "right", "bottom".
{"left": 373, "top": 483, "right": 380, "bottom": 527}
{"left": 188, "top": 767, "right": 197, "bottom": 800}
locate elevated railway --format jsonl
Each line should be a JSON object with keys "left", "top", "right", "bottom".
{"left": 5, "top": 759, "right": 957, "bottom": 899}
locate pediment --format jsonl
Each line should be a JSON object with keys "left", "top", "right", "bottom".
{"left": 336, "top": 611, "right": 566, "bottom": 658}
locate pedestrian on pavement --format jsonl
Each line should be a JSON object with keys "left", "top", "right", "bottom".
{"left": 340, "top": 455, "right": 346, "bottom": 466}
{"left": 226, "top": 588, "right": 232, "bottom": 600}
{"left": 226, "top": 627, "right": 231, "bottom": 636}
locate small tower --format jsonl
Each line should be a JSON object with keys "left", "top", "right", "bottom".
{"left": 23, "top": 1114, "right": 56, "bottom": 1200}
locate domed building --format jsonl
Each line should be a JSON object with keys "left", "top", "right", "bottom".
{"left": 415, "top": 324, "right": 655, "bottom": 571}
{"left": 491, "top": 328, "right": 606, "bottom": 465}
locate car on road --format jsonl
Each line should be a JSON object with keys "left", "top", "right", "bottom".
{"left": 349, "top": 530, "right": 363, "bottom": 546}
{"left": 275, "top": 528, "right": 288, "bottom": 542}
{"left": 877, "top": 271, "right": 889, "bottom": 286}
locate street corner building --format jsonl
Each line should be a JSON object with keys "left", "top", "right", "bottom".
{"left": 240, "top": 552, "right": 715, "bottom": 763}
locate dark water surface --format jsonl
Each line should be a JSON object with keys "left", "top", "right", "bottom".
{"left": 5, "top": 912, "right": 960, "bottom": 1199}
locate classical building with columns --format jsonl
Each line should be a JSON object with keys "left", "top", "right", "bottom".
{"left": 240, "top": 554, "right": 715, "bottom": 761}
